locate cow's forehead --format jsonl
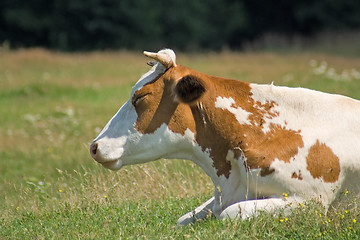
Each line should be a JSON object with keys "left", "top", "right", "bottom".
{"left": 130, "top": 63, "right": 167, "bottom": 96}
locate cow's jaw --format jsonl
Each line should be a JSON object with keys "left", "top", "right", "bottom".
{"left": 91, "top": 116, "right": 199, "bottom": 170}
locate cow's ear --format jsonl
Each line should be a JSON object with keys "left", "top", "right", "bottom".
{"left": 174, "top": 75, "right": 206, "bottom": 104}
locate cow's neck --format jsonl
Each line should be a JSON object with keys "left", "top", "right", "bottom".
{"left": 189, "top": 80, "right": 252, "bottom": 182}
{"left": 189, "top": 79, "right": 304, "bottom": 185}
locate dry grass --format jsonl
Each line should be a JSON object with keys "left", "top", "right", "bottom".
{"left": 0, "top": 48, "right": 148, "bottom": 89}
{"left": 180, "top": 51, "right": 360, "bottom": 84}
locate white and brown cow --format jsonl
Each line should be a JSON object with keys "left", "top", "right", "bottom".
{"left": 90, "top": 49, "right": 360, "bottom": 225}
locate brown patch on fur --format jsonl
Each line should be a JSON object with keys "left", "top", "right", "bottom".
{"left": 243, "top": 124, "right": 303, "bottom": 174}
{"left": 260, "top": 167, "right": 275, "bottom": 177}
{"left": 292, "top": 170, "right": 303, "bottom": 180}
{"left": 306, "top": 140, "right": 340, "bottom": 183}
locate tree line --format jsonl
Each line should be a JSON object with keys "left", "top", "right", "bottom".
{"left": 1, "top": 0, "right": 360, "bottom": 51}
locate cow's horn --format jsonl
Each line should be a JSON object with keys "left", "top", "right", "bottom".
{"left": 143, "top": 49, "right": 176, "bottom": 68}
{"left": 143, "top": 51, "right": 157, "bottom": 59}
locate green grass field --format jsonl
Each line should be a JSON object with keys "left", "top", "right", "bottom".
{"left": 1, "top": 49, "right": 360, "bottom": 239}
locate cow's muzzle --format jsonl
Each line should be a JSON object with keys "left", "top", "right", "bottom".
{"left": 89, "top": 142, "right": 123, "bottom": 170}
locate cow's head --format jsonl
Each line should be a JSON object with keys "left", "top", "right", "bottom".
{"left": 90, "top": 49, "right": 206, "bottom": 170}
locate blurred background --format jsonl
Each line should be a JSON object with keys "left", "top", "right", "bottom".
{"left": 1, "top": 0, "right": 360, "bottom": 53}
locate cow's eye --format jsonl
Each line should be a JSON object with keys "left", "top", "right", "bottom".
{"left": 147, "top": 61, "right": 155, "bottom": 67}
{"left": 132, "top": 93, "right": 149, "bottom": 106}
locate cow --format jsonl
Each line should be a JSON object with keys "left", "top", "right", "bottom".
{"left": 90, "top": 49, "right": 360, "bottom": 225}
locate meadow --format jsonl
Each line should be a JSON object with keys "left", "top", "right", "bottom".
{"left": 1, "top": 48, "right": 360, "bottom": 239}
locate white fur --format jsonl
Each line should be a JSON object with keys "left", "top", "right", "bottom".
{"left": 215, "top": 96, "right": 251, "bottom": 125}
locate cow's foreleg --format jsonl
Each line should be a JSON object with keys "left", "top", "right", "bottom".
{"left": 219, "top": 196, "right": 304, "bottom": 220}
{"left": 177, "top": 197, "right": 215, "bottom": 226}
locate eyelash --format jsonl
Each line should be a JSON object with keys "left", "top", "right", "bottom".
{"left": 132, "top": 94, "right": 149, "bottom": 106}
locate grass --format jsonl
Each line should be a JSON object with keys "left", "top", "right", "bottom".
{"left": 1, "top": 49, "right": 360, "bottom": 239}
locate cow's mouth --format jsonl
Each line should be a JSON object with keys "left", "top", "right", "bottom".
{"left": 100, "top": 159, "right": 123, "bottom": 170}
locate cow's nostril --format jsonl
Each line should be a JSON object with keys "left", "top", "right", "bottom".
{"left": 90, "top": 143, "right": 98, "bottom": 158}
